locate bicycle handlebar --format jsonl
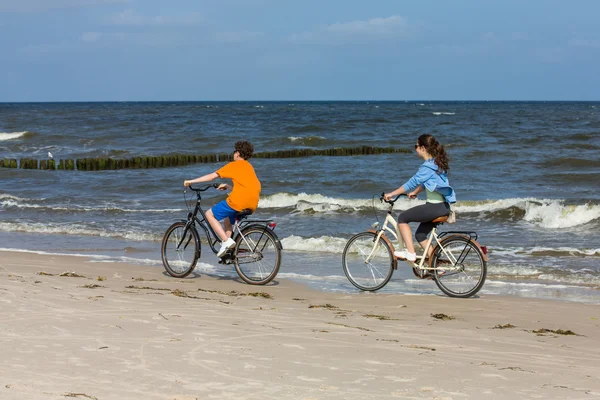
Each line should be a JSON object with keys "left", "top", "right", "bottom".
{"left": 380, "top": 192, "right": 407, "bottom": 205}
{"left": 188, "top": 183, "right": 219, "bottom": 192}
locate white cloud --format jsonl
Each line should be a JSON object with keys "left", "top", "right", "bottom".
{"left": 535, "top": 47, "right": 564, "bottom": 63}
{"left": 289, "top": 15, "right": 410, "bottom": 44}
{"left": 326, "top": 15, "right": 407, "bottom": 35}
{"left": 0, "top": 0, "right": 129, "bottom": 12}
{"left": 569, "top": 38, "right": 600, "bottom": 49}
{"left": 510, "top": 32, "right": 531, "bottom": 41}
{"left": 213, "top": 31, "right": 263, "bottom": 44}
{"left": 110, "top": 9, "right": 202, "bottom": 27}
{"left": 481, "top": 32, "right": 497, "bottom": 41}
{"left": 81, "top": 32, "right": 103, "bottom": 42}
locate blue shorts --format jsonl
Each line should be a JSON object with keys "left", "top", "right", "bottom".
{"left": 211, "top": 200, "right": 237, "bottom": 224}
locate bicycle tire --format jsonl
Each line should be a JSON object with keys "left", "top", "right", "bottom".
{"left": 234, "top": 226, "right": 281, "bottom": 285}
{"left": 342, "top": 231, "right": 394, "bottom": 291}
{"left": 161, "top": 221, "right": 200, "bottom": 278}
{"left": 431, "top": 235, "right": 487, "bottom": 298}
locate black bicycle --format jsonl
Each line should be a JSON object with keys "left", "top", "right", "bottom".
{"left": 161, "top": 184, "right": 283, "bottom": 285}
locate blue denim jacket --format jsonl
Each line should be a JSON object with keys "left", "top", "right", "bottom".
{"left": 401, "top": 159, "right": 456, "bottom": 203}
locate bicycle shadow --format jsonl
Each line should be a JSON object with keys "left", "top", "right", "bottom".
{"left": 160, "top": 270, "right": 281, "bottom": 287}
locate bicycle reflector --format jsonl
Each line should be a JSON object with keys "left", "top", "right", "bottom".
{"left": 268, "top": 222, "right": 277, "bottom": 229}
{"left": 481, "top": 246, "right": 488, "bottom": 255}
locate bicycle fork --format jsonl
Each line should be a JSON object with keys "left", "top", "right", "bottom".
{"left": 176, "top": 221, "right": 195, "bottom": 252}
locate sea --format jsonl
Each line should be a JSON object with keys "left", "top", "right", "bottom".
{"left": 1, "top": 101, "right": 599, "bottom": 303}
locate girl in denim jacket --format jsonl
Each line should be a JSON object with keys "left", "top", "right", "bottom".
{"left": 384, "top": 134, "right": 456, "bottom": 261}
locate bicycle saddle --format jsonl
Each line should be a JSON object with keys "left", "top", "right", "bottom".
{"left": 432, "top": 215, "right": 449, "bottom": 224}
{"left": 236, "top": 208, "right": 253, "bottom": 220}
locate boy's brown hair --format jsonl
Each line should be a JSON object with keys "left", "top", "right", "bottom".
{"left": 235, "top": 141, "right": 254, "bottom": 160}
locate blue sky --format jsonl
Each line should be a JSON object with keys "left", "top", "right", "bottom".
{"left": 1, "top": 0, "right": 599, "bottom": 101}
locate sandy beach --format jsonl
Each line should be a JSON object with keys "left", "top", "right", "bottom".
{"left": 1, "top": 251, "right": 599, "bottom": 400}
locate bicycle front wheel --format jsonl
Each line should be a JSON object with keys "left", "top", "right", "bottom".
{"left": 432, "top": 236, "right": 487, "bottom": 298}
{"left": 342, "top": 232, "right": 394, "bottom": 291}
{"left": 161, "top": 222, "right": 200, "bottom": 278}
{"left": 234, "top": 227, "right": 281, "bottom": 285}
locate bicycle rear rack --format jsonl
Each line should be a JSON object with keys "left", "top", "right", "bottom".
{"left": 438, "top": 231, "right": 478, "bottom": 241}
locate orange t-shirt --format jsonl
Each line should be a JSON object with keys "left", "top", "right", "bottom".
{"left": 216, "top": 160, "right": 261, "bottom": 211}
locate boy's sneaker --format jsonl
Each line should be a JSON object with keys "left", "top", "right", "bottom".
{"left": 394, "top": 250, "right": 416, "bottom": 262}
{"left": 217, "top": 238, "right": 236, "bottom": 257}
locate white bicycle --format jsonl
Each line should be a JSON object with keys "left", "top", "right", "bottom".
{"left": 342, "top": 194, "right": 488, "bottom": 298}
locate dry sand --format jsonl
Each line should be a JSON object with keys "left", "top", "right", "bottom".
{"left": 1, "top": 251, "right": 599, "bottom": 399}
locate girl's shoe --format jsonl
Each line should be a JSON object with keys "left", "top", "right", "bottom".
{"left": 394, "top": 250, "right": 416, "bottom": 261}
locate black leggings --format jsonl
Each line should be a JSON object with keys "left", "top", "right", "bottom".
{"left": 397, "top": 202, "right": 450, "bottom": 243}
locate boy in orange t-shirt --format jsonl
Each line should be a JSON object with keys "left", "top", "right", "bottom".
{"left": 184, "top": 141, "right": 261, "bottom": 257}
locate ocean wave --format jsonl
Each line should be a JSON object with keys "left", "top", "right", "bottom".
{"left": 258, "top": 192, "right": 408, "bottom": 212}
{"left": 0, "top": 194, "right": 182, "bottom": 214}
{"left": 521, "top": 200, "right": 600, "bottom": 229}
{"left": 345, "top": 118, "right": 393, "bottom": 124}
{"left": 487, "top": 265, "right": 600, "bottom": 286}
{"left": 287, "top": 125, "right": 326, "bottom": 133}
{"left": 0, "top": 131, "right": 30, "bottom": 141}
{"left": 542, "top": 157, "right": 600, "bottom": 169}
{"left": 490, "top": 245, "right": 600, "bottom": 258}
{"left": 281, "top": 235, "right": 347, "bottom": 253}
{"left": 287, "top": 135, "right": 327, "bottom": 145}
{"left": 259, "top": 193, "right": 600, "bottom": 228}
{"left": 0, "top": 247, "right": 164, "bottom": 266}
{"left": 432, "top": 112, "right": 455, "bottom": 115}
{"left": 0, "top": 221, "right": 161, "bottom": 242}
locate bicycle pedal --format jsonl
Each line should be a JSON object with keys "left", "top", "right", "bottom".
{"left": 218, "top": 257, "right": 233, "bottom": 265}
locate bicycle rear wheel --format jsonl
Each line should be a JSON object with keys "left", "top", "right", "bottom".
{"left": 234, "top": 227, "right": 281, "bottom": 285}
{"left": 342, "top": 231, "right": 394, "bottom": 291}
{"left": 161, "top": 222, "right": 200, "bottom": 278}
{"left": 431, "top": 236, "right": 486, "bottom": 298}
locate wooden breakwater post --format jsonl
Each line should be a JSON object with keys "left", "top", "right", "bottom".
{"left": 20, "top": 158, "right": 38, "bottom": 169}
{"left": 39, "top": 159, "right": 56, "bottom": 170}
{"left": 57, "top": 159, "right": 75, "bottom": 170}
{"left": 2, "top": 146, "right": 411, "bottom": 172}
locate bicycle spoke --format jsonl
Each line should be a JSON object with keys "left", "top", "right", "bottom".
{"left": 433, "top": 236, "right": 486, "bottom": 298}
{"left": 342, "top": 232, "right": 394, "bottom": 291}
{"left": 161, "top": 222, "right": 199, "bottom": 278}
{"left": 234, "top": 228, "right": 281, "bottom": 285}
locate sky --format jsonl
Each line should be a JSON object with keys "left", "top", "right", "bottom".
{"left": 1, "top": 0, "right": 599, "bottom": 101}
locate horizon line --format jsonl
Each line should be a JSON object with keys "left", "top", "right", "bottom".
{"left": 1, "top": 99, "right": 600, "bottom": 103}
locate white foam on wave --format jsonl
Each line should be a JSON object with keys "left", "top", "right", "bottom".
{"left": 0, "top": 247, "right": 111, "bottom": 259}
{"left": 0, "top": 199, "right": 183, "bottom": 213}
{"left": 494, "top": 245, "right": 600, "bottom": 258}
{"left": 0, "top": 131, "right": 28, "bottom": 141}
{"left": 0, "top": 221, "right": 161, "bottom": 242}
{"left": 457, "top": 198, "right": 600, "bottom": 228}
{"left": 259, "top": 193, "right": 600, "bottom": 228}
{"left": 0, "top": 247, "right": 174, "bottom": 268}
{"left": 0, "top": 194, "right": 182, "bottom": 214}
{"left": 432, "top": 112, "right": 455, "bottom": 115}
{"left": 259, "top": 192, "right": 418, "bottom": 211}
{"left": 281, "top": 234, "right": 347, "bottom": 253}
{"left": 287, "top": 135, "right": 326, "bottom": 142}
{"left": 453, "top": 198, "right": 531, "bottom": 213}
{"left": 522, "top": 201, "right": 600, "bottom": 229}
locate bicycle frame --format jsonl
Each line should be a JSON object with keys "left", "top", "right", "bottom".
{"left": 366, "top": 202, "right": 461, "bottom": 272}
{"left": 179, "top": 187, "right": 279, "bottom": 257}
